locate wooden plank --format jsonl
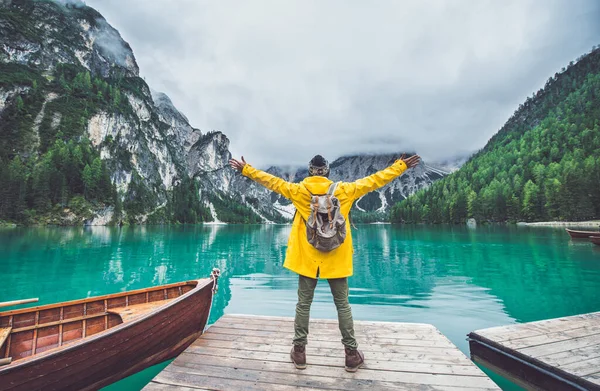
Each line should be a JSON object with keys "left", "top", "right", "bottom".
{"left": 185, "top": 345, "right": 486, "bottom": 376}
{"left": 0, "top": 327, "right": 11, "bottom": 350}
{"left": 155, "top": 368, "right": 383, "bottom": 391}
{"left": 0, "top": 357, "right": 12, "bottom": 366}
{"left": 493, "top": 324, "right": 600, "bottom": 346}
{"left": 518, "top": 334, "right": 600, "bottom": 357}
{"left": 541, "top": 344, "right": 600, "bottom": 366}
{"left": 560, "top": 356, "right": 600, "bottom": 377}
{"left": 224, "top": 313, "right": 435, "bottom": 327}
{"left": 215, "top": 319, "right": 438, "bottom": 334}
{"left": 205, "top": 327, "right": 456, "bottom": 348}
{"left": 217, "top": 314, "right": 435, "bottom": 328}
{"left": 192, "top": 337, "right": 467, "bottom": 358}
{"left": 169, "top": 354, "right": 497, "bottom": 389}
{"left": 10, "top": 313, "right": 107, "bottom": 333}
{"left": 209, "top": 324, "right": 442, "bottom": 339}
{"left": 0, "top": 298, "right": 39, "bottom": 309}
{"left": 502, "top": 325, "right": 600, "bottom": 350}
{"left": 108, "top": 300, "right": 171, "bottom": 322}
{"left": 207, "top": 327, "right": 446, "bottom": 345}
{"left": 205, "top": 325, "right": 436, "bottom": 341}
{"left": 474, "top": 312, "right": 600, "bottom": 342}
{"left": 155, "top": 364, "right": 500, "bottom": 391}
{"left": 499, "top": 325, "right": 600, "bottom": 350}
{"left": 186, "top": 343, "right": 471, "bottom": 366}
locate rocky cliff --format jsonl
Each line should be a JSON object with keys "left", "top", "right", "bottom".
{"left": 0, "top": 0, "right": 457, "bottom": 225}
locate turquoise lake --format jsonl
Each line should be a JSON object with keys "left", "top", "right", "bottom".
{"left": 1, "top": 224, "right": 600, "bottom": 390}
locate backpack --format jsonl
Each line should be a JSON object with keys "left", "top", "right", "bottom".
{"left": 305, "top": 182, "right": 347, "bottom": 252}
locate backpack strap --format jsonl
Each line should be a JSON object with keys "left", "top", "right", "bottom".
{"left": 326, "top": 182, "right": 340, "bottom": 228}
{"left": 327, "top": 182, "right": 339, "bottom": 196}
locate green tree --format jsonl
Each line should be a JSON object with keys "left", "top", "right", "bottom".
{"left": 522, "top": 180, "right": 541, "bottom": 220}
{"left": 15, "top": 96, "right": 24, "bottom": 112}
{"left": 82, "top": 164, "right": 95, "bottom": 199}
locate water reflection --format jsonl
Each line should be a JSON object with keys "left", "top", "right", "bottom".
{"left": 2, "top": 224, "right": 600, "bottom": 391}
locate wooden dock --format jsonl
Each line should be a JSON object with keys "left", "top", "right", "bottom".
{"left": 469, "top": 311, "right": 600, "bottom": 391}
{"left": 144, "top": 314, "right": 499, "bottom": 390}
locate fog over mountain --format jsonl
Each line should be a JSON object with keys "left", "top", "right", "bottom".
{"left": 87, "top": 0, "right": 600, "bottom": 166}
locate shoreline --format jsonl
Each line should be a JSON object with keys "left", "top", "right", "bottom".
{"left": 518, "top": 220, "right": 600, "bottom": 228}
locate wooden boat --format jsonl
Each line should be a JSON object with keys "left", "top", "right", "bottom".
{"left": 0, "top": 269, "right": 220, "bottom": 391}
{"left": 591, "top": 236, "right": 600, "bottom": 246}
{"left": 565, "top": 228, "right": 600, "bottom": 239}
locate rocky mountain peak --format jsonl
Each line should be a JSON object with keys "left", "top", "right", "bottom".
{"left": 0, "top": 0, "right": 139, "bottom": 77}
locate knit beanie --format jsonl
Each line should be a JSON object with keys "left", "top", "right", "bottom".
{"left": 308, "top": 155, "right": 330, "bottom": 177}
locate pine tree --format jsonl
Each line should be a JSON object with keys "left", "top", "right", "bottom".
{"left": 83, "top": 72, "right": 92, "bottom": 91}
{"left": 112, "top": 88, "right": 121, "bottom": 108}
{"left": 522, "top": 180, "right": 540, "bottom": 220}
{"left": 15, "top": 96, "right": 24, "bottom": 112}
{"left": 82, "top": 164, "right": 95, "bottom": 199}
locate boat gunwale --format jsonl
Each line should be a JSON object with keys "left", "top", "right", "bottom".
{"left": 565, "top": 228, "right": 600, "bottom": 235}
{"left": 0, "top": 277, "right": 214, "bottom": 370}
{"left": 0, "top": 280, "right": 200, "bottom": 317}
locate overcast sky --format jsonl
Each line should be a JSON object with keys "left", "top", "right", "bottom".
{"left": 86, "top": 0, "right": 600, "bottom": 167}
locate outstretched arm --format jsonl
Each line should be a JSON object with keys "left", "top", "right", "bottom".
{"left": 345, "top": 154, "right": 421, "bottom": 200}
{"left": 229, "top": 156, "right": 301, "bottom": 200}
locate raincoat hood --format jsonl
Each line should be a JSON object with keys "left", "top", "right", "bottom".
{"left": 301, "top": 176, "right": 334, "bottom": 195}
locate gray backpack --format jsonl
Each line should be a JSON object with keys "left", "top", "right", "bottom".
{"left": 305, "top": 182, "right": 347, "bottom": 252}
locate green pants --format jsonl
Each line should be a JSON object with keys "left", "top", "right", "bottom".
{"left": 293, "top": 274, "right": 358, "bottom": 349}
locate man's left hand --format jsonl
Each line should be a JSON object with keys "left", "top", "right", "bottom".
{"left": 400, "top": 154, "right": 421, "bottom": 169}
{"left": 229, "top": 156, "right": 247, "bottom": 172}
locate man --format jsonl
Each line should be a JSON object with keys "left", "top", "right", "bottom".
{"left": 229, "top": 153, "right": 421, "bottom": 372}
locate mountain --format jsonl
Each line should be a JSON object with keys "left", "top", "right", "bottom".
{"left": 0, "top": 0, "right": 264, "bottom": 225}
{"left": 391, "top": 46, "right": 600, "bottom": 224}
{"left": 264, "top": 154, "right": 454, "bottom": 222}
{"left": 0, "top": 0, "right": 452, "bottom": 225}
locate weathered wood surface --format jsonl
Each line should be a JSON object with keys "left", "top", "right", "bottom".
{"left": 0, "top": 298, "right": 39, "bottom": 309}
{"left": 108, "top": 299, "right": 171, "bottom": 322}
{"left": 0, "top": 278, "right": 215, "bottom": 391}
{"left": 0, "top": 327, "right": 11, "bottom": 350}
{"left": 145, "top": 314, "right": 500, "bottom": 390}
{"left": 469, "top": 311, "right": 600, "bottom": 391}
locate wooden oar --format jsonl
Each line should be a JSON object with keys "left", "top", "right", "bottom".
{"left": 0, "top": 298, "right": 39, "bottom": 309}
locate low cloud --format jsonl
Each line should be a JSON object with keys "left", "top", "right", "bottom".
{"left": 87, "top": 0, "right": 600, "bottom": 167}
{"left": 93, "top": 18, "right": 136, "bottom": 70}
{"left": 53, "top": 0, "right": 86, "bottom": 7}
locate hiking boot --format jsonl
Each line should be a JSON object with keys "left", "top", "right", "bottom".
{"left": 290, "top": 344, "right": 306, "bottom": 369}
{"left": 345, "top": 347, "right": 364, "bottom": 372}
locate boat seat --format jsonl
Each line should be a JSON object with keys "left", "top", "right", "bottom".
{"left": 0, "top": 327, "right": 11, "bottom": 351}
{"left": 108, "top": 300, "right": 170, "bottom": 323}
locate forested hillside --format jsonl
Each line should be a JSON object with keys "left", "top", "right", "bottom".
{"left": 391, "top": 46, "right": 600, "bottom": 224}
{"left": 0, "top": 1, "right": 265, "bottom": 225}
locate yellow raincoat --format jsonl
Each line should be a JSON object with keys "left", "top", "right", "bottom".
{"left": 242, "top": 159, "right": 408, "bottom": 279}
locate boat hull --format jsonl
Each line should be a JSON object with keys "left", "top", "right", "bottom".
{"left": 0, "top": 279, "right": 214, "bottom": 391}
{"left": 565, "top": 228, "right": 600, "bottom": 239}
{"left": 591, "top": 236, "right": 600, "bottom": 246}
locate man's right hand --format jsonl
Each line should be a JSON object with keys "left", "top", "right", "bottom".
{"left": 229, "top": 156, "right": 247, "bottom": 172}
{"left": 400, "top": 154, "right": 421, "bottom": 169}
